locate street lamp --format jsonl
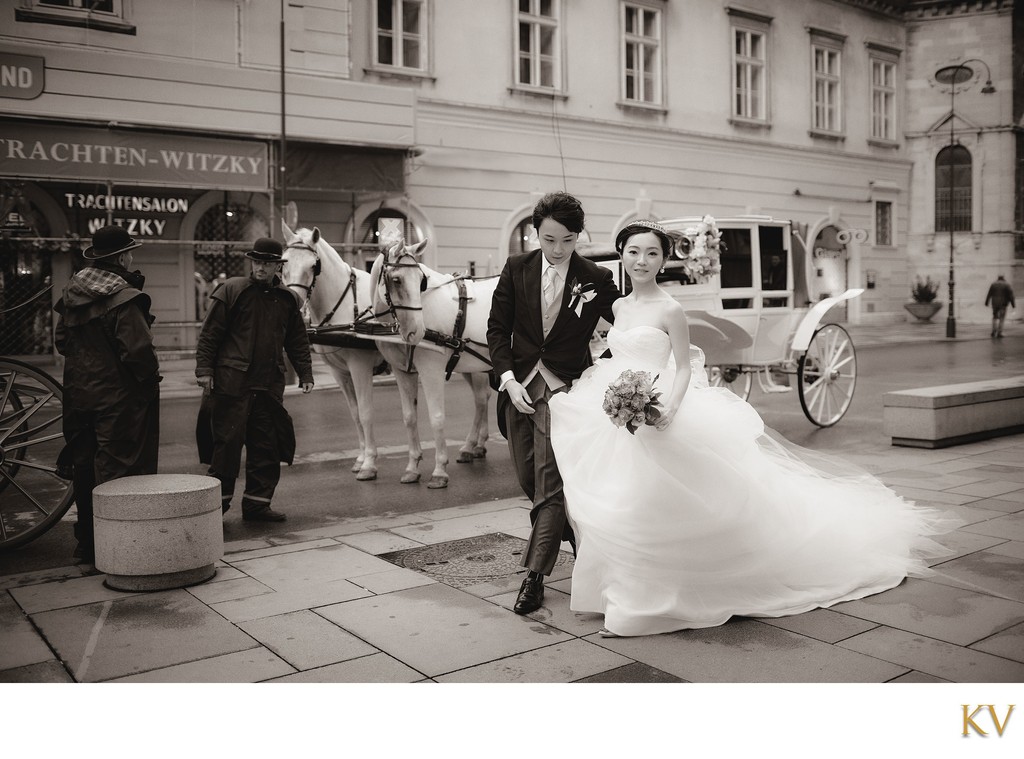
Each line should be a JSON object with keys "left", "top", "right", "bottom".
{"left": 933, "top": 59, "right": 996, "bottom": 339}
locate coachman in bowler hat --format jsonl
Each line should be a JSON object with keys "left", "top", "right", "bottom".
{"left": 195, "top": 236, "right": 313, "bottom": 522}
{"left": 54, "top": 225, "right": 161, "bottom": 563}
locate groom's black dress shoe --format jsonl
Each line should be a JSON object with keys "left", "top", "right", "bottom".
{"left": 514, "top": 575, "right": 544, "bottom": 615}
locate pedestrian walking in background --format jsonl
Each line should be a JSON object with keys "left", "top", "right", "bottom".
{"left": 195, "top": 237, "right": 313, "bottom": 522}
{"left": 53, "top": 225, "right": 161, "bottom": 563}
{"left": 984, "top": 275, "right": 1016, "bottom": 338}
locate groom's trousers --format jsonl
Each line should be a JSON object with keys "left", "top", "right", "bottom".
{"left": 504, "top": 373, "right": 573, "bottom": 576}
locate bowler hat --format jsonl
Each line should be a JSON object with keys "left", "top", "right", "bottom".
{"left": 82, "top": 225, "right": 142, "bottom": 260}
{"left": 245, "top": 238, "right": 285, "bottom": 262}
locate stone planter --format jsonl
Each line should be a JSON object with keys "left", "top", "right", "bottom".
{"left": 903, "top": 301, "right": 943, "bottom": 322}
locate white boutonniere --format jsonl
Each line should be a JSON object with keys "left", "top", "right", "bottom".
{"left": 567, "top": 278, "right": 596, "bottom": 317}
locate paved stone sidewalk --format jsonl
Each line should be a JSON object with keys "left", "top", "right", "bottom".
{"left": 2, "top": 431, "right": 1022, "bottom": 684}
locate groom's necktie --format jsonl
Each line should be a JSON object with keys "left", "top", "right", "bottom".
{"left": 543, "top": 267, "right": 559, "bottom": 308}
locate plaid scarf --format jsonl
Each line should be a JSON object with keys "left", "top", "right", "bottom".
{"left": 61, "top": 266, "right": 133, "bottom": 310}
{"left": 72, "top": 266, "right": 130, "bottom": 297}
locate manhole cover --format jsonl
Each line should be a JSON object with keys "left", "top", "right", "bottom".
{"left": 379, "top": 532, "right": 573, "bottom": 589}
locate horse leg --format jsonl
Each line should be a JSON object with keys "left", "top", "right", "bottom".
{"left": 325, "top": 358, "right": 367, "bottom": 473}
{"left": 470, "top": 373, "right": 491, "bottom": 459}
{"left": 416, "top": 362, "right": 449, "bottom": 489}
{"left": 456, "top": 373, "right": 490, "bottom": 463}
{"left": 392, "top": 366, "right": 423, "bottom": 484}
{"left": 348, "top": 355, "right": 379, "bottom": 481}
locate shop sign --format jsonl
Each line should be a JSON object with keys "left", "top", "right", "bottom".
{"left": 1, "top": 122, "right": 268, "bottom": 191}
{"left": 47, "top": 183, "right": 204, "bottom": 240}
{"left": 0, "top": 53, "right": 44, "bottom": 100}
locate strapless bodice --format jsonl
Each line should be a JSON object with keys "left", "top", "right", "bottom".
{"left": 607, "top": 326, "right": 672, "bottom": 372}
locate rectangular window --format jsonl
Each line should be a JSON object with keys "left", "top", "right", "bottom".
{"left": 935, "top": 152, "right": 973, "bottom": 232}
{"left": 375, "top": 0, "right": 426, "bottom": 71}
{"left": 870, "top": 58, "right": 897, "bottom": 141}
{"left": 516, "top": 0, "right": 560, "bottom": 89}
{"left": 17, "top": 0, "right": 133, "bottom": 32}
{"left": 732, "top": 27, "right": 766, "bottom": 121}
{"left": 812, "top": 44, "right": 842, "bottom": 133}
{"left": 622, "top": 3, "right": 662, "bottom": 105}
{"left": 875, "top": 201, "right": 892, "bottom": 246}
{"left": 39, "top": 0, "right": 116, "bottom": 12}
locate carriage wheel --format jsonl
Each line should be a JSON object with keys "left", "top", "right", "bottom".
{"left": 797, "top": 324, "right": 857, "bottom": 427}
{"left": 0, "top": 359, "right": 74, "bottom": 551}
{"left": 707, "top": 365, "right": 752, "bottom": 400}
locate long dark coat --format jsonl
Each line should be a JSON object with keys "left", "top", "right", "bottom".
{"left": 194, "top": 276, "right": 312, "bottom": 464}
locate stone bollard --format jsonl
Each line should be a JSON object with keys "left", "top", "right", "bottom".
{"left": 94, "top": 474, "right": 224, "bottom": 592}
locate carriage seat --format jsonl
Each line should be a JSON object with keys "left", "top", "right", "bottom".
{"left": 883, "top": 376, "right": 1024, "bottom": 448}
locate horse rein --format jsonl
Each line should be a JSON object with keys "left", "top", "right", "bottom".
{"left": 375, "top": 250, "right": 497, "bottom": 379}
{"left": 376, "top": 247, "right": 427, "bottom": 316}
{"left": 283, "top": 238, "right": 364, "bottom": 328}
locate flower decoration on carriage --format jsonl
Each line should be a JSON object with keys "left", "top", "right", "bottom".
{"left": 674, "top": 214, "right": 724, "bottom": 284}
{"left": 568, "top": 277, "right": 597, "bottom": 317}
{"left": 602, "top": 369, "right": 663, "bottom": 434}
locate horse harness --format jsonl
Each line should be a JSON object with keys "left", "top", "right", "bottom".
{"left": 284, "top": 238, "right": 368, "bottom": 330}
{"left": 377, "top": 248, "right": 491, "bottom": 379}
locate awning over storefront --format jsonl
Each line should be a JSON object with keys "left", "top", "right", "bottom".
{"left": 284, "top": 142, "right": 405, "bottom": 194}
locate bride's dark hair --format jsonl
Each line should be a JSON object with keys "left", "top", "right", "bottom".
{"left": 615, "top": 220, "right": 673, "bottom": 259}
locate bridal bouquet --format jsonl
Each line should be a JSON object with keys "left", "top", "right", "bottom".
{"left": 602, "top": 369, "right": 663, "bottom": 434}
{"left": 675, "top": 214, "right": 723, "bottom": 284}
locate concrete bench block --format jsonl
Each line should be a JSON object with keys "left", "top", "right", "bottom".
{"left": 93, "top": 474, "right": 224, "bottom": 592}
{"left": 883, "top": 376, "right": 1024, "bottom": 448}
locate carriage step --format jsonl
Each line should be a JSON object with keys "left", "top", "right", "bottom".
{"left": 883, "top": 376, "right": 1024, "bottom": 448}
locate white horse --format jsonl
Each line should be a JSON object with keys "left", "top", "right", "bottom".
{"left": 281, "top": 223, "right": 489, "bottom": 488}
{"left": 369, "top": 237, "right": 498, "bottom": 485}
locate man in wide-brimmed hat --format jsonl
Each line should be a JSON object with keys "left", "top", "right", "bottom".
{"left": 195, "top": 237, "right": 313, "bottom": 523}
{"left": 54, "top": 225, "right": 161, "bottom": 563}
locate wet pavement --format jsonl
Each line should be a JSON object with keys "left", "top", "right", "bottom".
{"left": 3, "top": 437, "right": 1023, "bottom": 684}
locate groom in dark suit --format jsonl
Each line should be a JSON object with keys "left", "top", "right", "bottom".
{"left": 487, "top": 192, "right": 620, "bottom": 614}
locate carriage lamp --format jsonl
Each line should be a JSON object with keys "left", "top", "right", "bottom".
{"left": 933, "top": 58, "right": 996, "bottom": 339}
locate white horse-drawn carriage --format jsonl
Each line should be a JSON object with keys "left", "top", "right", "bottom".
{"left": 583, "top": 215, "right": 863, "bottom": 427}
{"left": 282, "top": 213, "right": 862, "bottom": 489}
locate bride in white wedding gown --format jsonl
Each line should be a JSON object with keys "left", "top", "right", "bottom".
{"left": 549, "top": 221, "right": 958, "bottom": 637}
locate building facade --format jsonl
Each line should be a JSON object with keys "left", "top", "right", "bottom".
{"left": 1, "top": 0, "right": 1018, "bottom": 357}
{"left": 902, "top": 0, "right": 1018, "bottom": 325}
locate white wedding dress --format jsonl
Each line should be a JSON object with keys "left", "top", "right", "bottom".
{"left": 549, "top": 325, "right": 957, "bottom": 636}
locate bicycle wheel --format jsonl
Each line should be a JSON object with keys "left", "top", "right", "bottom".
{"left": 0, "top": 358, "right": 75, "bottom": 551}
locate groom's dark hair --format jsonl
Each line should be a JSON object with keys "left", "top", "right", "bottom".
{"left": 532, "top": 191, "right": 586, "bottom": 234}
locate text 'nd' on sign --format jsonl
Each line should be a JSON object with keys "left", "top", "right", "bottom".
{"left": 0, "top": 52, "right": 44, "bottom": 100}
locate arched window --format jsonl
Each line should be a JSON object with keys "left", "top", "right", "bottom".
{"left": 192, "top": 200, "right": 268, "bottom": 281}
{"left": 508, "top": 216, "right": 537, "bottom": 257}
{"left": 356, "top": 207, "right": 422, "bottom": 247}
{"left": 935, "top": 145, "right": 972, "bottom": 232}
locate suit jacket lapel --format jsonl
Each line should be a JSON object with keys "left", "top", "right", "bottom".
{"left": 523, "top": 250, "right": 544, "bottom": 339}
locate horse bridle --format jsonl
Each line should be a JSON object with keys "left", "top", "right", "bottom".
{"left": 284, "top": 237, "right": 360, "bottom": 327}
{"left": 376, "top": 246, "right": 428, "bottom": 318}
